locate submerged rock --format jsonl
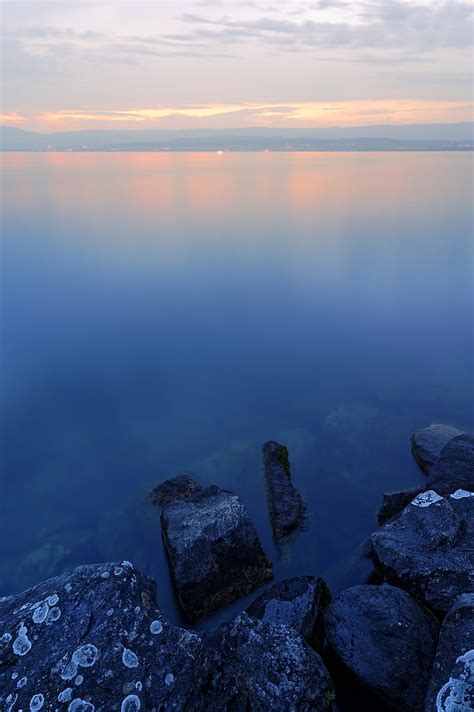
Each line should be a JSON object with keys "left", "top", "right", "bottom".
{"left": 371, "top": 490, "right": 474, "bottom": 614}
{"left": 411, "top": 424, "right": 465, "bottom": 474}
{"left": 161, "top": 485, "right": 273, "bottom": 621}
{"left": 425, "top": 593, "right": 474, "bottom": 712}
{"left": 377, "top": 486, "right": 426, "bottom": 525}
{"left": 246, "top": 575, "right": 331, "bottom": 651}
{"left": 0, "top": 563, "right": 334, "bottom": 712}
{"left": 262, "top": 441, "right": 305, "bottom": 543}
{"left": 323, "top": 584, "right": 439, "bottom": 712}
{"left": 426, "top": 433, "right": 474, "bottom": 494}
{"left": 149, "top": 473, "right": 202, "bottom": 506}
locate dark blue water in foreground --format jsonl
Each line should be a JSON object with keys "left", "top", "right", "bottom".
{"left": 1, "top": 152, "right": 473, "bottom": 628}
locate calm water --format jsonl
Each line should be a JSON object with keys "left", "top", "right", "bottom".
{"left": 1, "top": 152, "right": 473, "bottom": 628}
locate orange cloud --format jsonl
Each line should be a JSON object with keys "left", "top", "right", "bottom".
{"left": 4, "top": 100, "right": 474, "bottom": 131}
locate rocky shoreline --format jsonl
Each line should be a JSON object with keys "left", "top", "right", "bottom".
{"left": 1, "top": 428, "right": 472, "bottom": 711}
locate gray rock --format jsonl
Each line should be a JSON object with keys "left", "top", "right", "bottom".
{"left": 0, "top": 562, "right": 200, "bottom": 712}
{"left": 323, "top": 584, "right": 439, "bottom": 712}
{"left": 411, "top": 424, "right": 465, "bottom": 474}
{"left": 426, "top": 434, "right": 474, "bottom": 493}
{"left": 161, "top": 485, "right": 273, "bottom": 621}
{"left": 246, "top": 576, "right": 331, "bottom": 651}
{"left": 377, "top": 486, "right": 426, "bottom": 525}
{"left": 371, "top": 490, "right": 474, "bottom": 614}
{"left": 149, "top": 473, "right": 202, "bottom": 506}
{"left": 425, "top": 593, "right": 474, "bottom": 712}
{"left": 0, "top": 563, "right": 334, "bottom": 712}
{"left": 262, "top": 441, "right": 305, "bottom": 543}
{"left": 198, "top": 612, "right": 335, "bottom": 711}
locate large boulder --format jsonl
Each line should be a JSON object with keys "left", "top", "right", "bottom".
{"left": 323, "top": 584, "right": 439, "bottom": 712}
{"left": 262, "top": 441, "right": 305, "bottom": 543}
{"left": 426, "top": 434, "right": 474, "bottom": 493}
{"left": 0, "top": 563, "right": 334, "bottom": 712}
{"left": 246, "top": 576, "right": 331, "bottom": 651}
{"left": 149, "top": 474, "right": 202, "bottom": 506}
{"left": 197, "top": 612, "right": 334, "bottom": 711}
{"left": 425, "top": 593, "right": 474, "bottom": 712}
{"left": 411, "top": 424, "right": 464, "bottom": 474}
{"left": 0, "top": 562, "right": 200, "bottom": 711}
{"left": 161, "top": 485, "right": 273, "bottom": 621}
{"left": 371, "top": 490, "right": 474, "bottom": 614}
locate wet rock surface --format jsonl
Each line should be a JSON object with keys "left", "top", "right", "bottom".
{"left": 161, "top": 485, "right": 273, "bottom": 621}
{"left": 411, "top": 424, "right": 465, "bottom": 474}
{"left": 323, "top": 584, "right": 439, "bottom": 712}
{"left": 246, "top": 576, "right": 331, "bottom": 651}
{"left": 371, "top": 490, "right": 474, "bottom": 614}
{"left": 149, "top": 474, "right": 202, "bottom": 506}
{"left": 0, "top": 563, "right": 334, "bottom": 712}
{"left": 426, "top": 434, "right": 474, "bottom": 494}
{"left": 377, "top": 485, "right": 426, "bottom": 525}
{"left": 262, "top": 441, "right": 305, "bottom": 543}
{"left": 425, "top": 593, "right": 474, "bottom": 712}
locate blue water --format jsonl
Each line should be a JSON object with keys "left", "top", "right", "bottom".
{"left": 1, "top": 152, "right": 473, "bottom": 628}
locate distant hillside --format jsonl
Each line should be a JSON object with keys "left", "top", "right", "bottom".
{"left": 1, "top": 123, "right": 473, "bottom": 151}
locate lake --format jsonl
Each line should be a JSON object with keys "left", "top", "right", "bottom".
{"left": 1, "top": 151, "right": 472, "bottom": 629}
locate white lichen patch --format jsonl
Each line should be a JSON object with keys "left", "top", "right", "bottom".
{"left": 29, "top": 693, "right": 44, "bottom": 711}
{"left": 13, "top": 623, "right": 32, "bottom": 656}
{"left": 436, "top": 649, "right": 474, "bottom": 712}
{"left": 411, "top": 490, "right": 443, "bottom": 508}
{"left": 121, "top": 694, "right": 141, "bottom": 712}
{"left": 32, "top": 602, "right": 49, "bottom": 624}
{"left": 122, "top": 561, "right": 133, "bottom": 569}
{"left": 122, "top": 648, "right": 139, "bottom": 668}
{"left": 450, "top": 490, "right": 474, "bottom": 499}
{"left": 67, "top": 698, "right": 95, "bottom": 711}
{"left": 75, "top": 675, "right": 83, "bottom": 686}
{"left": 114, "top": 567, "right": 124, "bottom": 576}
{"left": 100, "top": 572, "right": 109, "bottom": 579}
{"left": 106, "top": 609, "right": 114, "bottom": 617}
{"left": 46, "top": 607, "right": 61, "bottom": 624}
{"left": 72, "top": 643, "right": 99, "bottom": 668}
{"left": 149, "top": 621, "right": 162, "bottom": 635}
{"left": 48, "top": 594, "right": 59, "bottom": 606}
{"left": 2, "top": 633, "right": 12, "bottom": 642}
{"left": 58, "top": 689, "right": 72, "bottom": 703}
{"left": 165, "top": 673, "right": 174, "bottom": 686}
{"left": 17, "top": 676, "right": 27, "bottom": 689}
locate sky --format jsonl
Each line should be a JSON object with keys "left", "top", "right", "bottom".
{"left": 1, "top": 0, "right": 473, "bottom": 132}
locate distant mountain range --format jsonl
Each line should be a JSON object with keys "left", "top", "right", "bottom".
{"left": 1, "top": 123, "right": 473, "bottom": 151}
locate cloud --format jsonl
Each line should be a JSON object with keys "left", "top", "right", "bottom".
{"left": 6, "top": 99, "right": 473, "bottom": 131}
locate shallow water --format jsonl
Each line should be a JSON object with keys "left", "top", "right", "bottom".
{"left": 1, "top": 151, "right": 473, "bottom": 628}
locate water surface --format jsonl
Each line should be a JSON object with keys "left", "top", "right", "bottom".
{"left": 1, "top": 151, "right": 473, "bottom": 627}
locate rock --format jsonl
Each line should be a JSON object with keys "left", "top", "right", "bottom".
{"left": 198, "top": 612, "right": 335, "bottom": 711}
{"left": 323, "top": 584, "right": 439, "bottom": 712}
{"left": 149, "top": 474, "right": 202, "bottom": 506}
{"left": 246, "top": 576, "right": 331, "bottom": 651}
{"left": 377, "top": 486, "right": 426, "bottom": 525}
{"left": 0, "top": 562, "right": 200, "bottom": 711}
{"left": 262, "top": 441, "right": 305, "bottom": 543}
{"left": 425, "top": 593, "right": 474, "bottom": 712}
{"left": 411, "top": 424, "right": 465, "bottom": 474}
{"left": 371, "top": 490, "right": 474, "bottom": 614}
{"left": 161, "top": 485, "right": 273, "bottom": 621}
{"left": 426, "top": 434, "right": 474, "bottom": 493}
{"left": 0, "top": 563, "right": 334, "bottom": 712}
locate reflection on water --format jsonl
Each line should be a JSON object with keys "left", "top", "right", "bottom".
{"left": 1, "top": 152, "right": 473, "bottom": 627}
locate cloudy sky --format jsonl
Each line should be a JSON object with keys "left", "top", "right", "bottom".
{"left": 1, "top": 0, "right": 473, "bottom": 131}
